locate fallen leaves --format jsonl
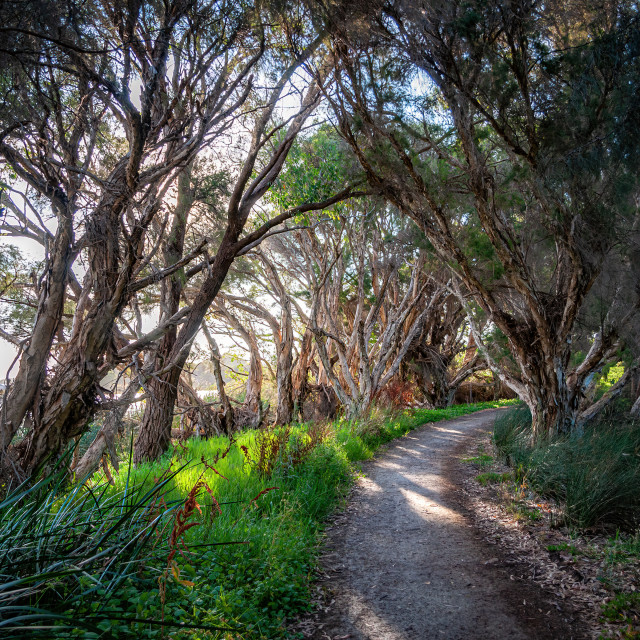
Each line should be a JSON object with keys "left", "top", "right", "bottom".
{"left": 459, "top": 431, "right": 640, "bottom": 640}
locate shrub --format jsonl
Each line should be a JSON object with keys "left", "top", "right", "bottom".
{"left": 0, "top": 460, "right": 183, "bottom": 638}
{"left": 493, "top": 405, "right": 640, "bottom": 528}
{"left": 374, "top": 379, "right": 417, "bottom": 408}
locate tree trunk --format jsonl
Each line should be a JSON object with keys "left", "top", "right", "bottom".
{"left": 11, "top": 132, "right": 162, "bottom": 473}
{"left": 132, "top": 235, "right": 238, "bottom": 463}
{"left": 1, "top": 211, "right": 73, "bottom": 452}
{"left": 134, "top": 166, "right": 193, "bottom": 463}
{"left": 517, "top": 355, "right": 580, "bottom": 439}
{"left": 577, "top": 362, "right": 640, "bottom": 427}
{"left": 631, "top": 393, "right": 640, "bottom": 417}
{"left": 202, "top": 323, "right": 234, "bottom": 435}
{"left": 73, "top": 371, "right": 142, "bottom": 481}
{"left": 274, "top": 296, "right": 294, "bottom": 424}
{"left": 133, "top": 375, "right": 177, "bottom": 463}
{"left": 293, "top": 329, "right": 313, "bottom": 419}
{"left": 244, "top": 328, "right": 263, "bottom": 417}
{"left": 177, "top": 378, "right": 221, "bottom": 438}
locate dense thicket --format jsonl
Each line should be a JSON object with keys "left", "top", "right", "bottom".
{"left": 0, "top": 0, "right": 639, "bottom": 483}
{"left": 0, "top": 0, "right": 361, "bottom": 478}
{"left": 324, "top": 0, "right": 640, "bottom": 437}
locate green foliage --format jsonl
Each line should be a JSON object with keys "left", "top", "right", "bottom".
{"left": 602, "top": 531, "right": 640, "bottom": 566}
{"left": 505, "top": 502, "right": 542, "bottom": 522}
{"left": 266, "top": 126, "right": 361, "bottom": 215}
{"left": 0, "top": 458, "right": 188, "bottom": 638}
{"left": 601, "top": 592, "right": 640, "bottom": 624}
{"left": 463, "top": 453, "right": 494, "bottom": 467}
{"left": 0, "top": 243, "right": 41, "bottom": 340}
{"left": 476, "top": 471, "right": 512, "bottom": 486}
{"left": 546, "top": 543, "right": 581, "bottom": 555}
{"left": 100, "top": 426, "right": 353, "bottom": 639}
{"left": 334, "top": 400, "right": 518, "bottom": 460}
{"left": 494, "top": 406, "right": 640, "bottom": 528}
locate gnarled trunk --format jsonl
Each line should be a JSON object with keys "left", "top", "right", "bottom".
{"left": 274, "top": 296, "right": 294, "bottom": 424}
{"left": 1, "top": 211, "right": 74, "bottom": 452}
{"left": 293, "top": 329, "right": 314, "bottom": 419}
{"left": 135, "top": 166, "right": 193, "bottom": 462}
{"left": 244, "top": 329, "right": 263, "bottom": 418}
{"left": 202, "top": 323, "right": 234, "bottom": 435}
{"left": 133, "top": 373, "right": 178, "bottom": 463}
{"left": 133, "top": 238, "right": 238, "bottom": 463}
{"left": 509, "top": 351, "right": 579, "bottom": 439}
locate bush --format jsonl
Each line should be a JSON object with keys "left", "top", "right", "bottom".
{"left": 0, "top": 459, "right": 188, "bottom": 638}
{"left": 493, "top": 406, "right": 640, "bottom": 528}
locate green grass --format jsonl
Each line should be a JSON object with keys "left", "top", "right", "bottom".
{"left": 463, "top": 453, "right": 494, "bottom": 467}
{"left": 505, "top": 502, "right": 542, "bottom": 522}
{"left": 601, "top": 591, "right": 640, "bottom": 624}
{"left": 3, "top": 400, "right": 514, "bottom": 639}
{"left": 546, "top": 543, "right": 581, "bottom": 555}
{"left": 0, "top": 457, "right": 190, "bottom": 639}
{"left": 494, "top": 405, "right": 640, "bottom": 528}
{"left": 603, "top": 531, "right": 640, "bottom": 565}
{"left": 112, "top": 400, "right": 514, "bottom": 638}
{"left": 476, "top": 471, "right": 512, "bottom": 486}
{"left": 107, "top": 400, "right": 514, "bottom": 638}
{"left": 335, "top": 400, "right": 517, "bottom": 461}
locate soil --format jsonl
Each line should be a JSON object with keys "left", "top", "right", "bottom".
{"left": 295, "top": 409, "right": 587, "bottom": 640}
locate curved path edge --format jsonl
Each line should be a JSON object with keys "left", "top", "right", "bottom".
{"left": 301, "top": 409, "right": 584, "bottom": 640}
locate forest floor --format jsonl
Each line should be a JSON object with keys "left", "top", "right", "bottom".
{"left": 291, "top": 408, "right": 587, "bottom": 640}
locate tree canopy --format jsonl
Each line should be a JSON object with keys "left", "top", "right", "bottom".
{"left": 0, "top": 0, "right": 638, "bottom": 481}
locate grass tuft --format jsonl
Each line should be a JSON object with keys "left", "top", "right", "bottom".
{"left": 476, "top": 471, "right": 512, "bottom": 486}
{"left": 494, "top": 405, "right": 640, "bottom": 528}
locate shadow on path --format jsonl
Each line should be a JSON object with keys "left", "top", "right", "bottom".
{"left": 307, "top": 409, "right": 583, "bottom": 640}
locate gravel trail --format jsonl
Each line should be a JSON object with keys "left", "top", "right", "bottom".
{"left": 308, "top": 409, "right": 582, "bottom": 640}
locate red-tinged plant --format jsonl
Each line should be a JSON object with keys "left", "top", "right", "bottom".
{"left": 243, "top": 423, "right": 330, "bottom": 478}
{"left": 159, "top": 478, "right": 217, "bottom": 628}
{"left": 246, "top": 424, "right": 292, "bottom": 477}
{"left": 251, "top": 486, "right": 280, "bottom": 504}
{"left": 375, "top": 379, "right": 416, "bottom": 409}
{"left": 201, "top": 455, "right": 229, "bottom": 481}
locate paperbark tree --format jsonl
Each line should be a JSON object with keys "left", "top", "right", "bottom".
{"left": 0, "top": 0, "right": 263, "bottom": 475}
{"left": 136, "top": 163, "right": 195, "bottom": 449}
{"left": 201, "top": 322, "right": 235, "bottom": 435}
{"left": 256, "top": 251, "right": 295, "bottom": 424}
{"left": 295, "top": 213, "right": 447, "bottom": 417}
{"left": 406, "top": 293, "right": 483, "bottom": 408}
{"left": 327, "top": 0, "right": 640, "bottom": 436}
{"left": 0, "top": 0, "right": 363, "bottom": 473}
{"left": 131, "top": 42, "right": 365, "bottom": 461}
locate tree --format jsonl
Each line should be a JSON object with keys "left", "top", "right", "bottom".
{"left": 0, "top": 0, "right": 289, "bottom": 474}
{"left": 131, "top": 16, "right": 366, "bottom": 462}
{"left": 405, "top": 291, "right": 483, "bottom": 408}
{"left": 327, "top": 0, "right": 640, "bottom": 437}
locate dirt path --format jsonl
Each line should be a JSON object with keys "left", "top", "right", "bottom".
{"left": 304, "top": 409, "right": 583, "bottom": 640}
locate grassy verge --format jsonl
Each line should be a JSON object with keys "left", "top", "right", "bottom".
{"left": 493, "top": 405, "right": 640, "bottom": 529}
{"left": 3, "top": 400, "right": 513, "bottom": 639}
{"left": 487, "top": 405, "right": 640, "bottom": 638}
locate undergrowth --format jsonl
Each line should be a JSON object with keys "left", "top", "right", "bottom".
{"left": 493, "top": 405, "right": 640, "bottom": 529}
{"left": 3, "top": 400, "right": 513, "bottom": 638}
